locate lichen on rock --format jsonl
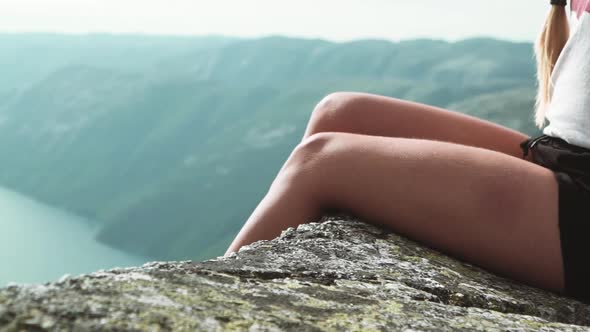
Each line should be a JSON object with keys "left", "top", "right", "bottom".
{"left": 1, "top": 214, "right": 590, "bottom": 331}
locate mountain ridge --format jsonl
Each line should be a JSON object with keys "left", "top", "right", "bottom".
{"left": 0, "top": 34, "right": 543, "bottom": 261}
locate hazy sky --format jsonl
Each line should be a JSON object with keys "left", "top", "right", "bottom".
{"left": 1, "top": 0, "right": 551, "bottom": 42}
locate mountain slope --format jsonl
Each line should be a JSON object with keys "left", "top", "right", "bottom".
{"left": 0, "top": 34, "right": 542, "bottom": 260}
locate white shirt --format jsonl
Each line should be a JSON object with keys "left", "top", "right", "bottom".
{"left": 543, "top": 0, "right": 590, "bottom": 149}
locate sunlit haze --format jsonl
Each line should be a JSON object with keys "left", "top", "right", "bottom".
{"left": 2, "top": 0, "right": 550, "bottom": 42}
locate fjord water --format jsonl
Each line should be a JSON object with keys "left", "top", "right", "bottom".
{"left": 0, "top": 187, "right": 146, "bottom": 286}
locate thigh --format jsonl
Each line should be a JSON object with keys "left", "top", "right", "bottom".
{"left": 295, "top": 132, "right": 564, "bottom": 294}
{"left": 308, "top": 92, "right": 530, "bottom": 159}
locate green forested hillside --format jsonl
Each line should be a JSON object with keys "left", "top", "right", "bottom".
{"left": 0, "top": 34, "right": 542, "bottom": 261}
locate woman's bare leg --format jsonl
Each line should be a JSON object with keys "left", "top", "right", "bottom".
{"left": 224, "top": 132, "right": 564, "bottom": 295}
{"left": 302, "top": 92, "right": 531, "bottom": 159}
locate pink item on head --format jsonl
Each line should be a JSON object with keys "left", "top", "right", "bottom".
{"left": 572, "top": 0, "right": 590, "bottom": 19}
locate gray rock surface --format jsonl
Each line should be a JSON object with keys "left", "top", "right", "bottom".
{"left": 1, "top": 214, "right": 590, "bottom": 331}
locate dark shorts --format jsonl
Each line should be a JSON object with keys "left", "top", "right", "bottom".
{"left": 520, "top": 134, "right": 590, "bottom": 304}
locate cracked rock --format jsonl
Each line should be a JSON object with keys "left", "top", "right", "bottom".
{"left": 1, "top": 214, "right": 590, "bottom": 331}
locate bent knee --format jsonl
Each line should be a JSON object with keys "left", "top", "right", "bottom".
{"left": 308, "top": 92, "right": 361, "bottom": 134}
{"left": 285, "top": 132, "right": 344, "bottom": 175}
{"left": 314, "top": 92, "right": 355, "bottom": 114}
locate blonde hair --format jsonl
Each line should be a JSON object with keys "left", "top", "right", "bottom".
{"left": 534, "top": 3, "right": 570, "bottom": 129}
